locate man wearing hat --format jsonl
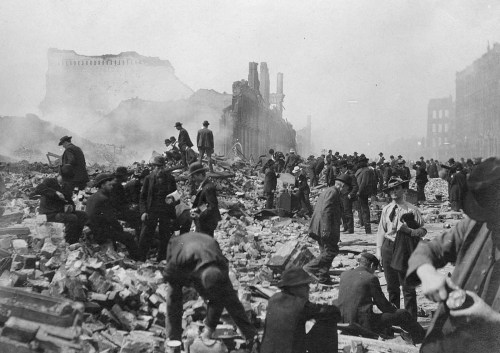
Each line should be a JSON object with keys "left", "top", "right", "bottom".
{"left": 355, "top": 155, "right": 374, "bottom": 234}
{"left": 306, "top": 155, "right": 319, "bottom": 187}
{"left": 337, "top": 253, "right": 425, "bottom": 343}
{"left": 338, "top": 169, "right": 358, "bottom": 234}
{"left": 164, "top": 137, "right": 181, "bottom": 163}
{"left": 413, "top": 161, "right": 428, "bottom": 202}
{"left": 163, "top": 232, "right": 257, "bottom": 345}
{"left": 292, "top": 165, "right": 312, "bottom": 216}
{"left": 174, "top": 122, "right": 193, "bottom": 169}
{"left": 197, "top": 120, "right": 214, "bottom": 172}
{"left": 59, "top": 136, "right": 89, "bottom": 190}
{"left": 189, "top": 162, "right": 221, "bottom": 237}
{"left": 139, "top": 156, "right": 178, "bottom": 261}
{"left": 109, "top": 167, "right": 141, "bottom": 236}
{"left": 406, "top": 157, "right": 500, "bottom": 352}
{"left": 85, "top": 173, "right": 140, "bottom": 260}
{"left": 34, "top": 164, "right": 87, "bottom": 244}
{"left": 284, "top": 148, "right": 300, "bottom": 174}
{"left": 303, "top": 175, "right": 346, "bottom": 284}
{"left": 261, "top": 267, "right": 340, "bottom": 353}
{"left": 376, "top": 177, "right": 426, "bottom": 320}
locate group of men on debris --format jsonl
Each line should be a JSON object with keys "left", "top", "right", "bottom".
{"left": 30, "top": 131, "right": 500, "bottom": 353}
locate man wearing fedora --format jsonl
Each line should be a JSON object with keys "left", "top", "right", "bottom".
{"left": 174, "top": 122, "right": 193, "bottom": 169}
{"left": 197, "top": 120, "right": 214, "bottom": 172}
{"left": 188, "top": 163, "right": 221, "bottom": 237}
{"left": 355, "top": 155, "right": 374, "bottom": 234}
{"left": 303, "top": 175, "right": 346, "bottom": 284}
{"left": 59, "top": 136, "right": 89, "bottom": 190}
{"left": 34, "top": 164, "right": 87, "bottom": 244}
{"left": 261, "top": 267, "right": 340, "bottom": 353}
{"left": 139, "top": 156, "right": 178, "bottom": 262}
{"left": 85, "top": 173, "right": 140, "bottom": 260}
{"left": 406, "top": 157, "right": 500, "bottom": 352}
{"left": 376, "top": 177, "right": 427, "bottom": 320}
{"left": 109, "top": 166, "right": 141, "bottom": 236}
{"left": 337, "top": 253, "right": 425, "bottom": 344}
{"left": 163, "top": 232, "right": 257, "bottom": 346}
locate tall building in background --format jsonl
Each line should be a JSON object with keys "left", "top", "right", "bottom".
{"left": 455, "top": 43, "right": 500, "bottom": 158}
{"left": 426, "top": 96, "right": 455, "bottom": 160}
{"left": 296, "top": 115, "right": 312, "bottom": 156}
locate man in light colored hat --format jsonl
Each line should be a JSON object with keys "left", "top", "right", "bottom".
{"left": 59, "top": 135, "right": 89, "bottom": 190}
{"left": 292, "top": 165, "right": 312, "bottom": 216}
{"left": 261, "top": 267, "right": 340, "bottom": 353}
{"left": 197, "top": 120, "right": 214, "bottom": 172}
{"left": 138, "top": 156, "right": 178, "bottom": 261}
{"left": 406, "top": 157, "right": 500, "bottom": 352}
{"left": 175, "top": 122, "right": 193, "bottom": 170}
{"left": 85, "top": 173, "right": 140, "bottom": 260}
{"left": 284, "top": 147, "right": 300, "bottom": 173}
{"left": 188, "top": 162, "right": 221, "bottom": 237}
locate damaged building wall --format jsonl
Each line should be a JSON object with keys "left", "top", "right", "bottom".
{"left": 296, "top": 115, "right": 312, "bottom": 156}
{"left": 220, "top": 63, "right": 296, "bottom": 159}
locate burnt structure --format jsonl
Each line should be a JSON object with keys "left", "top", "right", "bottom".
{"left": 455, "top": 43, "right": 500, "bottom": 158}
{"left": 426, "top": 96, "right": 455, "bottom": 160}
{"left": 220, "top": 62, "right": 296, "bottom": 159}
{"left": 296, "top": 116, "right": 312, "bottom": 157}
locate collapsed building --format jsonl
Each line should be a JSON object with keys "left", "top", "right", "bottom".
{"left": 220, "top": 62, "right": 297, "bottom": 160}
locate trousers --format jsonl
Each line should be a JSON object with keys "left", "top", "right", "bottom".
{"left": 46, "top": 211, "right": 87, "bottom": 244}
{"left": 373, "top": 309, "right": 426, "bottom": 343}
{"left": 340, "top": 195, "right": 354, "bottom": 232}
{"left": 198, "top": 147, "right": 214, "bottom": 172}
{"left": 265, "top": 192, "right": 274, "bottom": 209}
{"left": 90, "top": 225, "right": 141, "bottom": 260}
{"left": 139, "top": 210, "right": 175, "bottom": 262}
{"left": 358, "top": 195, "right": 371, "bottom": 233}
{"left": 304, "top": 234, "right": 339, "bottom": 282}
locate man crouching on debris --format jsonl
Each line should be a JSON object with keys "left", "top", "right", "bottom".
{"left": 303, "top": 175, "right": 345, "bottom": 285}
{"left": 34, "top": 164, "right": 87, "bottom": 244}
{"left": 163, "top": 232, "right": 257, "bottom": 347}
{"left": 261, "top": 267, "right": 340, "bottom": 353}
{"left": 85, "top": 173, "right": 141, "bottom": 260}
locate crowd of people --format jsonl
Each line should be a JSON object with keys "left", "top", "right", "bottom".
{"left": 25, "top": 126, "right": 500, "bottom": 353}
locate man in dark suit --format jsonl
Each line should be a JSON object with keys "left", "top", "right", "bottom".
{"left": 303, "top": 175, "right": 345, "bottom": 284}
{"left": 197, "top": 120, "right": 215, "bottom": 172}
{"left": 337, "top": 172, "right": 357, "bottom": 234}
{"left": 59, "top": 136, "right": 89, "bottom": 190}
{"left": 175, "top": 122, "right": 193, "bottom": 169}
{"left": 337, "top": 253, "right": 425, "bottom": 343}
{"left": 34, "top": 164, "right": 87, "bottom": 244}
{"left": 138, "top": 156, "right": 177, "bottom": 261}
{"left": 86, "top": 173, "right": 140, "bottom": 260}
{"left": 355, "top": 156, "right": 373, "bottom": 234}
{"left": 189, "top": 163, "right": 222, "bottom": 237}
{"left": 263, "top": 163, "right": 278, "bottom": 209}
{"left": 109, "top": 166, "right": 141, "bottom": 236}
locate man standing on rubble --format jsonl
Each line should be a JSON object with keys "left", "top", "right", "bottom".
{"left": 59, "top": 136, "right": 89, "bottom": 190}
{"left": 197, "top": 120, "right": 215, "bottom": 172}
{"left": 261, "top": 267, "right": 340, "bottom": 353}
{"left": 406, "top": 157, "right": 500, "bottom": 352}
{"left": 303, "top": 175, "right": 346, "bottom": 284}
{"left": 139, "top": 156, "right": 178, "bottom": 262}
{"left": 35, "top": 164, "right": 87, "bottom": 244}
{"left": 284, "top": 148, "right": 300, "bottom": 173}
{"left": 263, "top": 163, "right": 278, "bottom": 209}
{"left": 175, "top": 122, "right": 193, "bottom": 169}
{"left": 338, "top": 165, "right": 358, "bottom": 234}
{"left": 355, "top": 155, "right": 373, "bottom": 234}
{"left": 85, "top": 173, "right": 140, "bottom": 260}
{"left": 189, "top": 163, "right": 222, "bottom": 237}
{"left": 164, "top": 232, "right": 257, "bottom": 346}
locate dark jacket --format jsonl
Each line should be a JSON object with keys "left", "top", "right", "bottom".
{"left": 427, "top": 163, "right": 439, "bottom": 178}
{"left": 355, "top": 167, "right": 373, "bottom": 197}
{"left": 124, "top": 179, "right": 141, "bottom": 204}
{"left": 325, "top": 165, "right": 337, "bottom": 186}
{"left": 192, "top": 178, "right": 222, "bottom": 230}
{"left": 382, "top": 165, "right": 392, "bottom": 185}
{"left": 337, "top": 266, "right": 396, "bottom": 331}
{"left": 35, "top": 178, "right": 74, "bottom": 215}
{"left": 414, "top": 165, "right": 428, "bottom": 185}
{"left": 309, "top": 186, "right": 341, "bottom": 239}
{"left": 85, "top": 189, "right": 122, "bottom": 231}
{"left": 448, "top": 171, "right": 467, "bottom": 202}
{"left": 339, "top": 171, "right": 358, "bottom": 199}
{"left": 109, "top": 181, "right": 129, "bottom": 214}
{"left": 263, "top": 169, "right": 278, "bottom": 193}
{"left": 261, "top": 292, "right": 340, "bottom": 353}
{"left": 177, "top": 128, "right": 193, "bottom": 149}
{"left": 61, "top": 143, "right": 89, "bottom": 185}
{"left": 139, "top": 170, "right": 177, "bottom": 217}
{"left": 315, "top": 158, "right": 325, "bottom": 175}
{"left": 163, "top": 232, "right": 228, "bottom": 284}
{"left": 284, "top": 153, "right": 300, "bottom": 171}
{"left": 196, "top": 128, "right": 214, "bottom": 149}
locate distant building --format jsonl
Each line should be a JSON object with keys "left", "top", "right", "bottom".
{"left": 296, "top": 116, "right": 312, "bottom": 156}
{"left": 455, "top": 43, "right": 500, "bottom": 158}
{"left": 426, "top": 96, "right": 455, "bottom": 160}
{"left": 220, "top": 62, "right": 296, "bottom": 159}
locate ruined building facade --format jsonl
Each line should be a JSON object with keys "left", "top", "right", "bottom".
{"left": 296, "top": 116, "right": 312, "bottom": 156}
{"left": 426, "top": 96, "right": 455, "bottom": 160}
{"left": 220, "top": 62, "right": 296, "bottom": 159}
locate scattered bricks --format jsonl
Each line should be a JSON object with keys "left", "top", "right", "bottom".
{"left": 11, "top": 239, "right": 28, "bottom": 255}
{"left": 89, "top": 271, "right": 113, "bottom": 294}
{"left": 99, "top": 308, "right": 121, "bottom": 327}
{"left": 111, "top": 304, "right": 137, "bottom": 331}
{"left": 15, "top": 254, "right": 36, "bottom": 269}
{"left": 0, "top": 212, "right": 24, "bottom": 227}
{"left": 35, "top": 222, "right": 65, "bottom": 241}
{"left": 89, "top": 292, "right": 109, "bottom": 303}
{"left": 148, "top": 293, "right": 162, "bottom": 306}
{"left": 0, "top": 235, "right": 14, "bottom": 250}
{"left": 84, "top": 302, "right": 102, "bottom": 314}
{"left": 0, "top": 227, "right": 31, "bottom": 236}
{"left": 41, "top": 240, "right": 58, "bottom": 258}
{"left": 64, "top": 277, "right": 87, "bottom": 301}
{"left": 1, "top": 317, "right": 40, "bottom": 342}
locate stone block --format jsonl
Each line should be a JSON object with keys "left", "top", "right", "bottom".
{"left": 11, "top": 239, "right": 28, "bottom": 255}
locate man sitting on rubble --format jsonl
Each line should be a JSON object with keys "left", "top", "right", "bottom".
{"left": 85, "top": 173, "right": 140, "bottom": 260}
{"left": 164, "top": 232, "right": 257, "bottom": 347}
{"left": 261, "top": 267, "right": 340, "bottom": 353}
{"left": 35, "top": 164, "right": 87, "bottom": 244}
{"left": 337, "top": 252, "right": 425, "bottom": 344}
{"left": 109, "top": 166, "right": 141, "bottom": 236}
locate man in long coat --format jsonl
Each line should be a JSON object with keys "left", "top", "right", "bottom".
{"left": 197, "top": 120, "right": 214, "bottom": 172}
{"left": 355, "top": 156, "right": 373, "bottom": 234}
{"left": 174, "top": 122, "right": 193, "bottom": 169}
{"left": 59, "top": 136, "right": 89, "bottom": 190}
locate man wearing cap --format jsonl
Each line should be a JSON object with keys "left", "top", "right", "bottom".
{"left": 284, "top": 148, "right": 300, "bottom": 174}
{"left": 337, "top": 253, "right": 425, "bottom": 343}
{"left": 59, "top": 136, "right": 89, "bottom": 190}
{"left": 139, "top": 156, "right": 178, "bottom": 261}
{"left": 109, "top": 167, "right": 141, "bottom": 236}
{"left": 197, "top": 120, "right": 215, "bottom": 172}
{"left": 85, "top": 173, "right": 140, "bottom": 260}
{"left": 175, "top": 122, "right": 194, "bottom": 169}
{"left": 261, "top": 267, "right": 340, "bottom": 353}
{"left": 34, "top": 164, "right": 87, "bottom": 244}
{"left": 406, "top": 157, "right": 500, "bottom": 352}
{"left": 189, "top": 163, "right": 221, "bottom": 237}
{"left": 303, "top": 175, "right": 345, "bottom": 284}
{"left": 163, "top": 232, "right": 257, "bottom": 345}
{"left": 376, "top": 177, "right": 427, "bottom": 319}
{"left": 355, "top": 155, "right": 373, "bottom": 234}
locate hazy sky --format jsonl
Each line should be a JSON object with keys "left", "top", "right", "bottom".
{"left": 1, "top": 0, "right": 500, "bottom": 155}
